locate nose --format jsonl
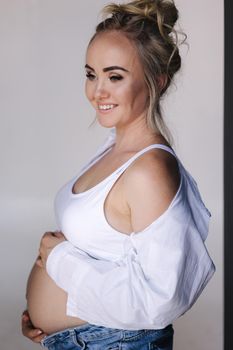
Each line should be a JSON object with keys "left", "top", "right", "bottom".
{"left": 94, "top": 81, "right": 110, "bottom": 100}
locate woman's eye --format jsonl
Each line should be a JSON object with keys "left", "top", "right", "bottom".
{"left": 86, "top": 73, "right": 96, "bottom": 81}
{"left": 109, "top": 75, "right": 123, "bottom": 82}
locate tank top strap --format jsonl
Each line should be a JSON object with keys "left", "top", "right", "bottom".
{"left": 99, "top": 143, "right": 179, "bottom": 203}
{"left": 113, "top": 144, "right": 177, "bottom": 176}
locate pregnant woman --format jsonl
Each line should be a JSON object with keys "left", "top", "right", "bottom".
{"left": 22, "top": 1, "right": 215, "bottom": 349}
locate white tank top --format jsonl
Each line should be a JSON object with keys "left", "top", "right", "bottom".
{"left": 54, "top": 131, "right": 210, "bottom": 261}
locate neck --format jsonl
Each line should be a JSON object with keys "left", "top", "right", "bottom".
{"left": 111, "top": 118, "right": 168, "bottom": 154}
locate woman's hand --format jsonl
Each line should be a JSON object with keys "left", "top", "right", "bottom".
{"left": 36, "top": 231, "right": 66, "bottom": 268}
{"left": 21, "top": 310, "right": 47, "bottom": 343}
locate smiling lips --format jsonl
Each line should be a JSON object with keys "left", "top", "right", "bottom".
{"left": 98, "top": 104, "right": 118, "bottom": 111}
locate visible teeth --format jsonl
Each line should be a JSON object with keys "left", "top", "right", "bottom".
{"left": 98, "top": 104, "right": 115, "bottom": 110}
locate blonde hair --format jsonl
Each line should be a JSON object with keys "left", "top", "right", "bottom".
{"left": 89, "top": 0, "right": 186, "bottom": 144}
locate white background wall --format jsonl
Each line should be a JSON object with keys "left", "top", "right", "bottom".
{"left": 0, "top": 0, "right": 223, "bottom": 349}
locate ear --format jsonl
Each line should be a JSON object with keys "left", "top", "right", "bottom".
{"left": 157, "top": 74, "right": 168, "bottom": 93}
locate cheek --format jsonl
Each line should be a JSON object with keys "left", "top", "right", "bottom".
{"left": 113, "top": 83, "right": 136, "bottom": 104}
{"left": 127, "top": 82, "right": 148, "bottom": 108}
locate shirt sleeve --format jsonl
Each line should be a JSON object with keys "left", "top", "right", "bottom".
{"left": 46, "top": 211, "right": 216, "bottom": 330}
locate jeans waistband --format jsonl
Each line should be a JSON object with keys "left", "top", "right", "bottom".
{"left": 41, "top": 324, "right": 91, "bottom": 347}
{"left": 41, "top": 323, "right": 173, "bottom": 347}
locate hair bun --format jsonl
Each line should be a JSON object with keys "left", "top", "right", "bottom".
{"left": 102, "top": 1, "right": 179, "bottom": 38}
{"left": 154, "top": 0, "right": 179, "bottom": 33}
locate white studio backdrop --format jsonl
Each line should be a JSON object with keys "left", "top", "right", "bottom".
{"left": 0, "top": 0, "right": 223, "bottom": 349}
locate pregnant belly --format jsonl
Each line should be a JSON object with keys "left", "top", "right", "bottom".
{"left": 26, "top": 263, "right": 87, "bottom": 334}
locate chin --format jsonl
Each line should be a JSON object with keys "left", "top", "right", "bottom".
{"left": 96, "top": 115, "right": 118, "bottom": 129}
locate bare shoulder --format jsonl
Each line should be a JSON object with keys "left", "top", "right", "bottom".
{"left": 123, "top": 149, "right": 181, "bottom": 233}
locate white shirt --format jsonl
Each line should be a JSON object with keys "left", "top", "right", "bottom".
{"left": 46, "top": 129, "right": 215, "bottom": 330}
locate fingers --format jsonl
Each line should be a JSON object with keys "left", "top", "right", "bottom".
{"left": 37, "top": 231, "right": 66, "bottom": 268}
{"left": 21, "top": 312, "right": 47, "bottom": 343}
{"left": 24, "top": 329, "right": 46, "bottom": 343}
{"left": 35, "top": 255, "right": 43, "bottom": 268}
{"left": 41, "top": 232, "right": 64, "bottom": 246}
{"left": 22, "top": 310, "right": 29, "bottom": 318}
{"left": 29, "top": 332, "right": 47, "bottom": 343}
{"left": 42, "top": 231, "right": 56, "bottom": 242}
{"left": 53, "top": 231, "right": 65, "bottom": 238}
{"left": 43, "top": 231, "right": 64, "bottom": 238}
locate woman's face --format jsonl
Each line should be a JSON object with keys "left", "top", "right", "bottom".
{"left": 85, "top": 31, "right": 149, "bottom": 129}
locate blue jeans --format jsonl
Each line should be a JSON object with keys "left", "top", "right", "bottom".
{"left": 41, "top": 323, "right": 174, "bottom": 349}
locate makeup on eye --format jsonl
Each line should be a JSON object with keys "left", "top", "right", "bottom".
{"left": 85, "top": 63, "right": 128, "bottom": 82}
{"left": 86, "top": 72, "right": 96, "bottom": 81}
{"left": 85, "top": 71, "right": 123, "bottom": 82}
{"left": 85, "top": 72, "right": 95, "bottom": 80}
{"left": 109, "top": 75, "right": 123, "bottom": 82}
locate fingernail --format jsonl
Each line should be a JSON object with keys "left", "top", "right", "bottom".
{"left": 37, "top": 330, "right": 43, "bottom": 335}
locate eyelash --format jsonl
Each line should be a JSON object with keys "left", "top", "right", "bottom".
{"left": 86, "top": 72, "right": 95, "bottom": 81}
{"left": 110, "top": 75, "right": 123, "bottom": 82}
{"left": 85, "top": 72, "right": 123, "bottom": 82}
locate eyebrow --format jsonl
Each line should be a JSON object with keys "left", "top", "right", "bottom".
{"left": 85, "top": 64, "right": 129, "bottom": 73}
